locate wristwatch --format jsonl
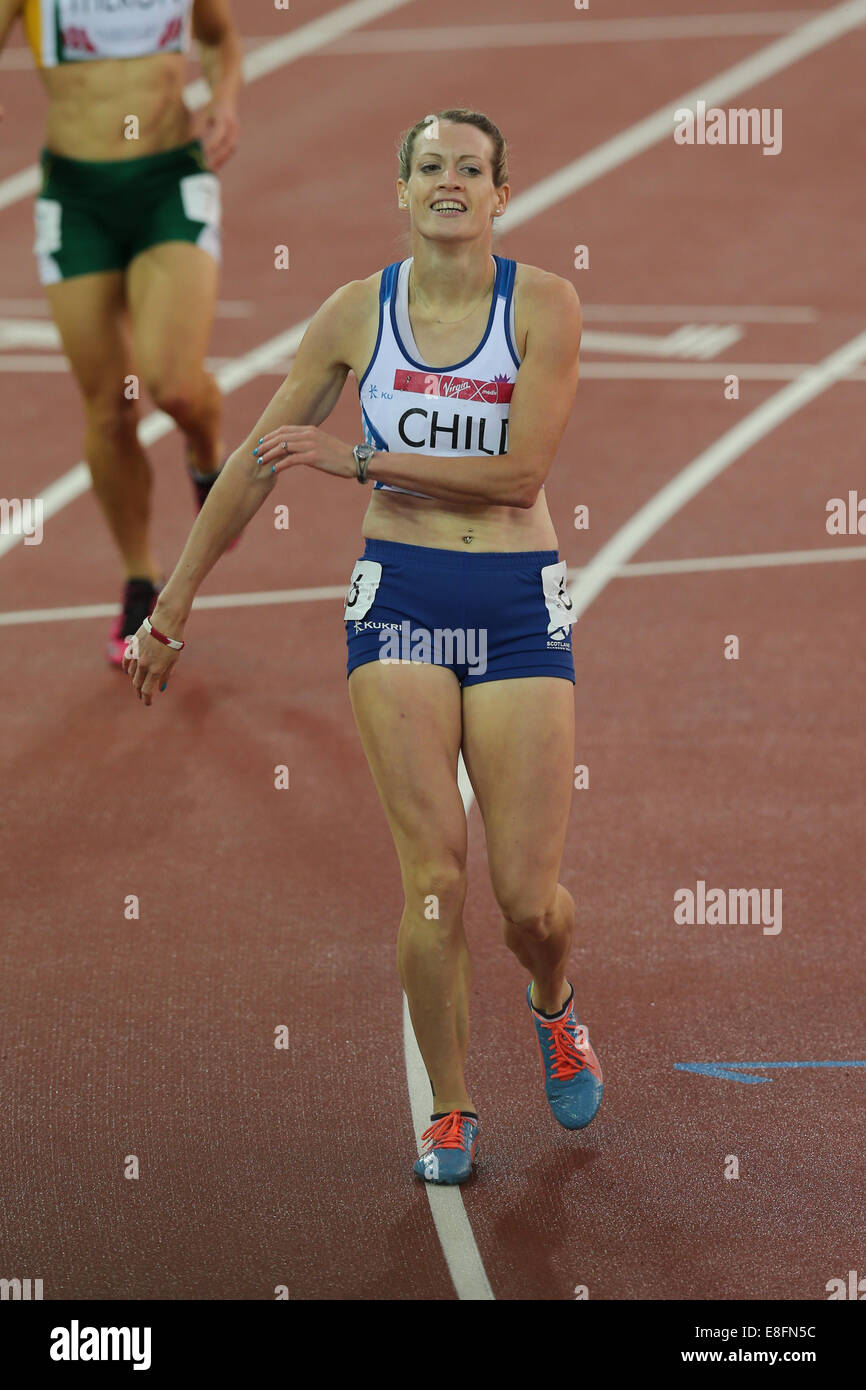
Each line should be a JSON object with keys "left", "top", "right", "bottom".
{"left": 353, "top": 443, "right": 375, "bottom": 483}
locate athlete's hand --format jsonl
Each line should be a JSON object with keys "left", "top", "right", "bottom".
{"left": 195, "top": 97, "right": 239, "bottom": 171}
{"left": 122, "top": 625, "right": 182, "bottom": 707}
{"left": 254, "top": 426, "right": 355, "bottom": 479}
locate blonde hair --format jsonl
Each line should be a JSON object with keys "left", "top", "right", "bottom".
{"left": 397, "top": 109, "right": 509, "bottom": 187}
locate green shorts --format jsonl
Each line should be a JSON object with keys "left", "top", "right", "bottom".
{"left": 33, "top": 140, "right": 221, "bottom": 284}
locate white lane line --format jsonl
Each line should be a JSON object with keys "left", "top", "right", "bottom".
{"left": 0, "top": 587, "right": 347, "bottom": 626}
{"left": 324, "top": 12, "right": 826, "bottom": 53}
{"left": 615, "top": 546, "right": 866, "bottom": 577}
{"left": 0, "top": 13, "right": 831, "bottom": 69}
{"left": 188, "top": 360, "right": 866, "bottom": 384}
{"left": 6, "top": 548, "right": 866, "bottom": 628}
{"left": 577, "top": 362, "right": 866, "bottom": 382}
{"left": 402, "top": 997, "right": 494, "bottom": 1301}
{"left": 2, "top": 1, "right": 860, "bottom": 560}
{"left": 6, "top": 297, "right": 807, "bottom": 325}
{"left": 0, "top": 298, "right": 255, "bottom": 317}
{"left": 0, "top": 0, "right": 415, "bottom": 212}
{"left": 566, "top": 328, "right": 866, "bottom": 618}
{"left": 0, "top": 320, "right": 61, "bottom": 348}
{"left": 581, "top": 305, "right": 818, "bottom": 324}
{"left": 582, "top": 325, "right": 744, "bottom": 359}
{"left": 9, "top": 359, "right": 865, "bottom": 387}
{"left": 499, "top": 0, "right": 866, "bottom": 229}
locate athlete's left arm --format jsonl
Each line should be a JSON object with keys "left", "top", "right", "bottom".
{"left": 191, "top": 0, "right": 242, "bottom": 170}
{"left": 259, "top": 273, "right": 581, "bottom": 507}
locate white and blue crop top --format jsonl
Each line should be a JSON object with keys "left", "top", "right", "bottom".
{"left": 358, "top": 254, "right": 522, "bottom": 500}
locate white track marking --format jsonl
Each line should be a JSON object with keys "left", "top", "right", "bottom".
{"left": 577, "top": 362, "right": 866, "bottom": 382}
{"left": 0, "top": 298, "right": 255, "bottom": 317}
{"left": 581, "top": 305, "right": 817, "bottom": 323}
{"left": 192, "top": 360, "right": 866, "bottom": 385}
{"left": 324, "top": 13, "right": 827, "bottom": 53}
{"left": 1, "top": 323, "right": 743, "bottom": 364}
{"left": 8, "top": 360, "right": 866, "bottom": 387}
{"left": 0, "top": 319, "right": 61, "bottom": 348}
{"left": 500, "top": 0, "right": 866, "bottom": 229}
{"left": 5, "top": 547, "right": 866, "bottom": 628}
{"left": 0, "top": 0, "right": 415, "bottom": 212}
{"left": 565, "top": 328, "right": 866, "bottom": 618}
{"left": 612, "top": 546, "right": 866, "bottom": 577}
{"left": 402, "top": 997, "right": 493, "bottom": 1301}
{"left": 2, "top": 1, "right": 861, "bottom": 559}
{"left": 0, "top": 299, "right": 820, "bottom": 322}
{"left": 0, "top": 13, "right": 831, "bottom": 70}
{"left": 0, "top": 588, "right": 347, "bottom": 626}
{"left": 582, "top": 325, "right": 743, "bottom": 359}
{"left": 0, "top": 355, "right": 69, "bottom": 371}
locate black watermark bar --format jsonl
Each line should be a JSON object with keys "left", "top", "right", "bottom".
{"left": 2, "top": 1299, "right": 860, "bottom": 1372}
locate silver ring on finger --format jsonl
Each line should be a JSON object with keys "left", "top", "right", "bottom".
{"left": 282, "top": 441, "right": 289, "bottom": 453}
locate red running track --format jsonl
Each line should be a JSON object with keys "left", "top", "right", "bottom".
{"left": 0, "top": 0, "right": 864, "bottom": 1299}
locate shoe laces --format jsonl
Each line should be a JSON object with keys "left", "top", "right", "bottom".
{"left": 420, "top": 1111, "right": 471, "bottom": 1152}
{"left": 539, "top": 1010, "right": 589, "bottom": 1081}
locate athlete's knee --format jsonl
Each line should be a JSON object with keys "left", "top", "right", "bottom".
{"left": 402, "top": 851, "right": 467, "bottom": 920}
{"left": 146, "top": 376, "right": 210, "bottom": 427}
{"left": 82, "top": 392, "right": 139, "bottom": 448}
{"left": 498, "top": 885, "right": 562, "bottom": 942}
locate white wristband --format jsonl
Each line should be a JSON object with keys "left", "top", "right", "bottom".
{"left": 143, "top": 615, "right": 185, "bottom": 651}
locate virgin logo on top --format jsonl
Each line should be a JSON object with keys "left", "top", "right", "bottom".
{"left": 394, "top": 369, "right": 514, "bottom": 403}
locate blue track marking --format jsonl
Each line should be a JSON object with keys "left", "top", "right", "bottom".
{"left": 675, "top": 1061, "right": 866, "bottom": 1084}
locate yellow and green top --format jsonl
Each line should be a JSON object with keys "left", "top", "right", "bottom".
{"left": 23, "top": 0, "right": 193, "bottom": 68}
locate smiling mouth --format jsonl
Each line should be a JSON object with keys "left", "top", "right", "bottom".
{"left": 430, "top": 201, "right": 467, "bottom": 216}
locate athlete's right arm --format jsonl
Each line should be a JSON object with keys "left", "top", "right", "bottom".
{"left": 0, "top": 2, "right": 25, "bottom": 121}
{"left": 126, "top": 282, "right": 363, "bottom": 703}
{"left": 0, "top": 0, "right": 25, "bottom": 61}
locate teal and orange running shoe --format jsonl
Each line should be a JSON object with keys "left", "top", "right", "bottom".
{"left": 413, "top": 1110, "right": 479, "bottom": 1185}
{"left": 527, "top": 983, "right": 603, "bottom": 1130}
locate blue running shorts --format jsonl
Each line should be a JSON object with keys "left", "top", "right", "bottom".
{"left": 344, "top": 538, "right": 576, "bottom": 686}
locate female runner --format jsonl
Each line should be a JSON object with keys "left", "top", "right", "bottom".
{"left": 124, "top": 110, "right": 603, "bottom": 1184}
{"left": 0, "top": 0, "right": 241, "bottom": 663}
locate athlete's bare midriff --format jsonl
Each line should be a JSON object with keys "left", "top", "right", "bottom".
{"left": 39, "top": 53, "right": 194, "bottom": 159}
{"left": 347, "top": 264, "right": 560, "bottom": 555}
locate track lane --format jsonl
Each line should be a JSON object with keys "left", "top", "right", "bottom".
{"left": 1, "top": 0, "right": 864, "bottom": 1299}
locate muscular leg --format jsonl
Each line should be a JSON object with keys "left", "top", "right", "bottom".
{"left": 461, "top": 677, "right": 576, "bottom": 1014}
{"left": 45, "top": 271, "right": 159, "bottom": 582}
{"left": 348, "top": 660, "right": 474, "bottom": 1114}
{"left": 126, "top": 242, "right": 222, "bottom": 475}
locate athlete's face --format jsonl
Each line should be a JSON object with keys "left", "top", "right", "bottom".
{"left": 397, "top": 122, "right": 508, "bottom": 237}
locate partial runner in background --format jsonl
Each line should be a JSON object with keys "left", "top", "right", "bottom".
{"left": 0, "top": 0, "right": 241, "bottom": 662}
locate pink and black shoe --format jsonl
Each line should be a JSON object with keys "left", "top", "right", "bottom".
{"left": 106, "top": 577, "right": 160, "bottom": 668}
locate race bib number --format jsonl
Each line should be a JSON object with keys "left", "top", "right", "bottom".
{"left": 541, "top": 560, "right": 576, "bottom": 639}
{"left": 344, "top": 559, "right": 383, "bottom": 620}
{"left": 180, "top": 173, "right": 221, "bottom": 226}
{"left": 33, "top": 199, "right": 62, "bottom": 256}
